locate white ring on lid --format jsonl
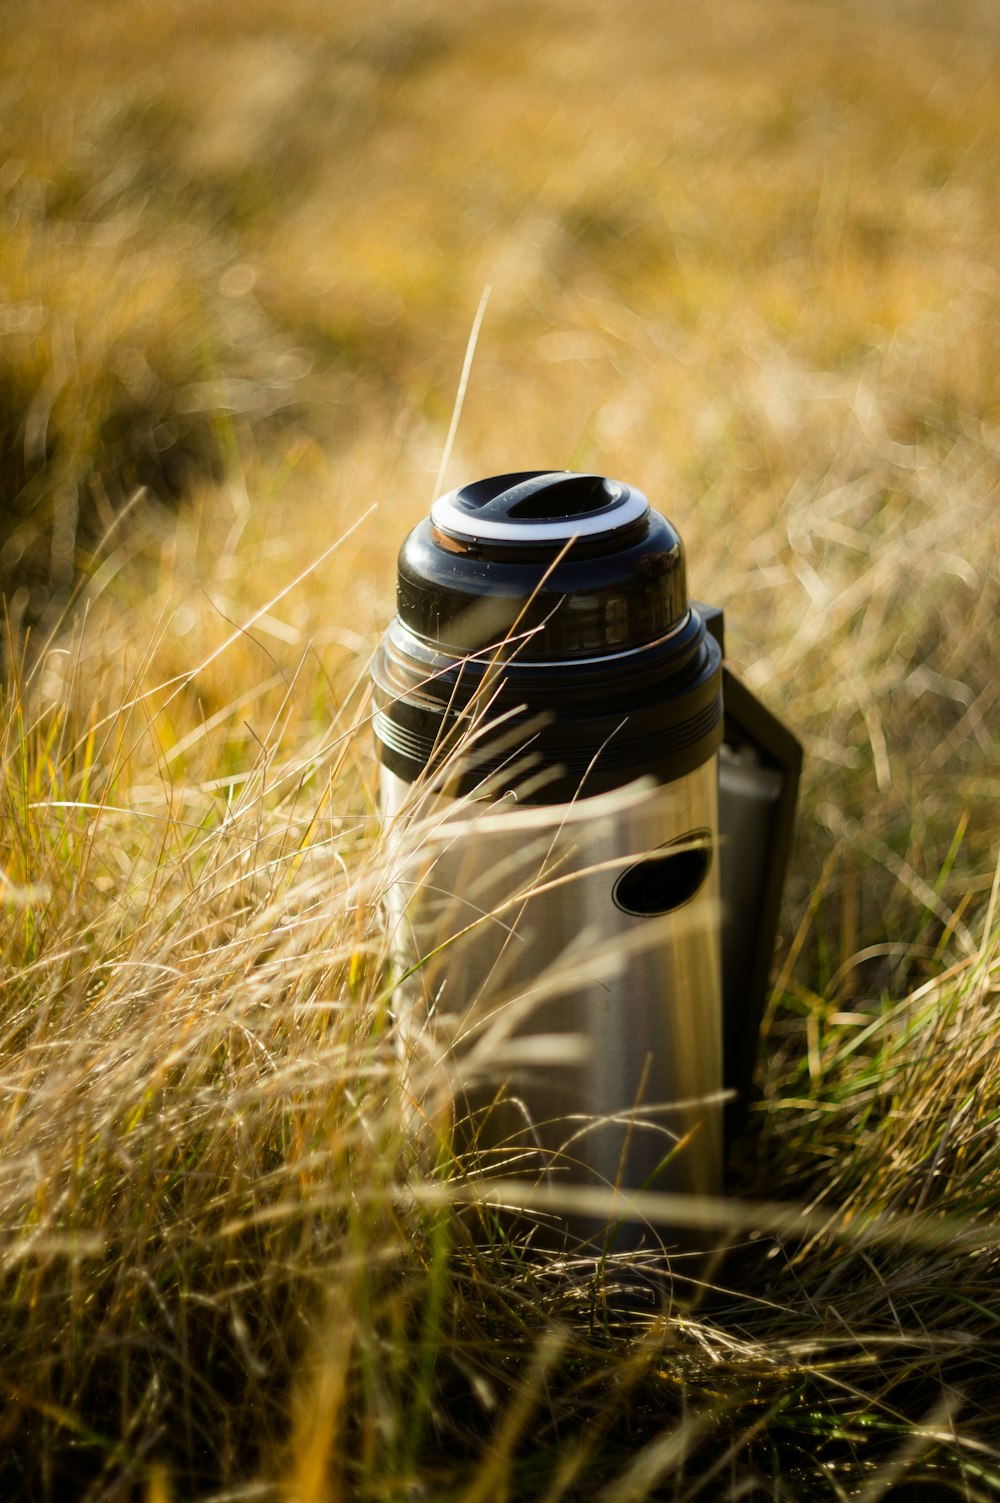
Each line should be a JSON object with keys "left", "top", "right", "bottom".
{"left": 431, "top": 477, "right": 649, "bottom": 543}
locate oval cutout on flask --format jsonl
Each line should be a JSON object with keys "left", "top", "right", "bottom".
{"left": 613, "top": 829, "right": 712, "bottom": 916}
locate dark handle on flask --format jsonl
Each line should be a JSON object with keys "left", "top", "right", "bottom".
{"left": 699, "top": 606, "right": 803, "bottom": 1145}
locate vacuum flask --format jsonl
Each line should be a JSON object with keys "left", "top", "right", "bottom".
{"left": 373, "top": 471, "right": 800, "bottom": 1256}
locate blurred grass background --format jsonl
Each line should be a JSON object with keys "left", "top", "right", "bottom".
{"left": 2, "top": 0, "right": 1000, "bottom": 1497}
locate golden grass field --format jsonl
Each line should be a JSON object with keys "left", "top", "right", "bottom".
{"left": 2, "top": 0, "right": 1000, "bottom": 1497}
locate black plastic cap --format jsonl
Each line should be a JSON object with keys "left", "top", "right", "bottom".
{"left": 396, "top": 470, "right": 687, "bottom": 661}
{"left": 374, "top": 471, "right": 725, "bottom": 799}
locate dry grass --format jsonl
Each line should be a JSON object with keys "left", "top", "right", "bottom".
{"left": 2, "top": 0, "right": 1000, "bottom": 1497}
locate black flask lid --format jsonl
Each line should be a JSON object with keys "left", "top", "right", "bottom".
{"left": 375, "top": 470, "right": 724, "bottom": 799}
{"left": 398, "top": 470, "right": 688, "bottom": 662}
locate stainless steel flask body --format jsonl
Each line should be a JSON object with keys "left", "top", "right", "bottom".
{"left": 381, "top": 758, "right": 722, "bottom": 1251}
{"left": 374, "top": 472, "right": 728, "bottom": 1254}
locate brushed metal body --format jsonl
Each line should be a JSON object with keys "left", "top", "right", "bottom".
{"left": 381, "top": 762, "right": 722, "bottom": 1254}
